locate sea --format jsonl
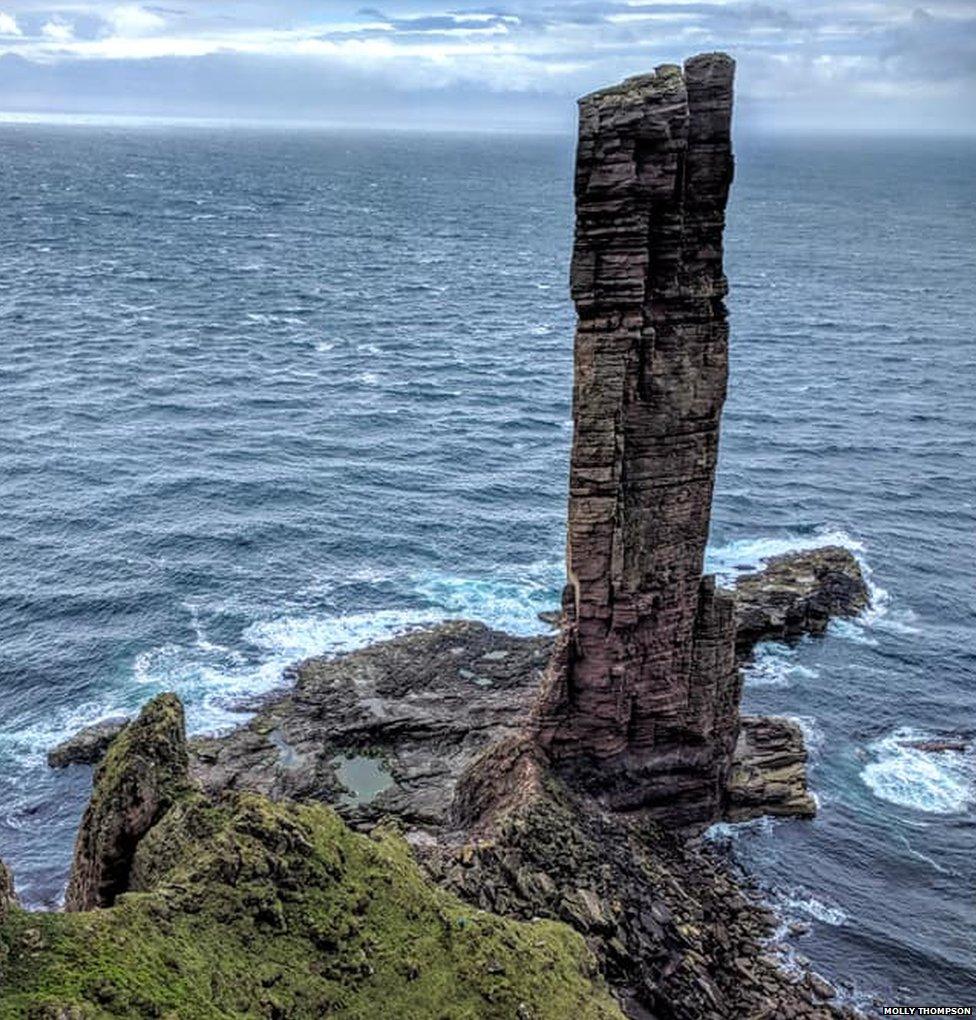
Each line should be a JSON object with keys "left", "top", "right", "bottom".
{"left": 0, "top": 123, "right": 973, "bottom": 1008}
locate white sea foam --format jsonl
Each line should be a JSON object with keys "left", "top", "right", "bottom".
{"left": 707, "top": 526, "right": 917, "bottom": 642}
{"left": 126, "top": 567, "right": 563, "bottom": 740}
{"left": 781, "top": 889, "right": 848, "bottom": 927}
{"left": 243, "top": 608, "right": 445, "bottom": 661}
{"left": 861, "top": 727, "right": 974, "bottom": 815}
{"left": 705, "top": 528, "right": 866, "bottom": 586}
{"left": 0, "top": 692, "right": 134, "bottom": 775}
{"left": 827, "top": 618, "right": 879, "bottom": 646}
{"left": 786, "top": 714, "right": 826, "bottom": 757}
{"left": 703, "top": 815, "right": 776, "bottom": 844}
{"left": 744, "top": 642, "right": 820, "bottom": 689}
{"left": 412, "top": 562, "right": 562, "bottom": 637}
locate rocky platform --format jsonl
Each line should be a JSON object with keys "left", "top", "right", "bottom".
{"left": 15, "top": 544, "right": 870, "bottom": 1018}
{"left": 734, "top": 546, "right": 869, "bottom": 657}
{"left": 6, "top": 686, "right": 864, "bottom": 1019}
{"left": 186, "top": 543, "right": 857, "bottom": 834}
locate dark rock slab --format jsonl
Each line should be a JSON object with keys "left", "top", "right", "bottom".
{"left": 724, "top": 716, "right": 817, "bottom": 822}
{"left": 190, "top": 621, "right": 548, "bottom": 828}
{"left": 47, "top": 717, "right": 129, "bottom": 769}
{"left": 65, "top": 693, "right": 192, "bottom": 912}
{"left": 900, "top": 738, "right": 969, "bottom": 754}
{"left": 734, "top": 546, "right": 869, "bottom": 656}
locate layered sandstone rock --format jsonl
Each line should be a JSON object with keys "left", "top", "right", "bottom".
{"left": 734, "top": 546, "right": 869, "bottom": 657}
{"left": 725, "top": 716, "right": 817, "bottom": 822}
{"left": 535, "top": 54, "right": 740, "bottom": 826}
{"left": 64, "top": 693, "right": 191, "bottom": 911}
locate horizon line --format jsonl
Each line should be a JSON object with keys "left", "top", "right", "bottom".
{"left": 1, "top": 108, "right": 975, "bottom": 140}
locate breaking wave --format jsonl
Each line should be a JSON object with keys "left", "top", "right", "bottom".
{"left": 861, "top": 727, "right": 974, "bottom": 815}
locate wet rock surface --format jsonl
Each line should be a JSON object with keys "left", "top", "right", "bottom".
{"left": 47, "top": 717, "right": 129, "bottom": 769}
{"left": 733, "top": 546, "right": 869, "bottom": 657}
{"left": 899, "top": 738, "right": 969, "bottom": 754}
{"left": 190, "top": 621, "right": 547, "bottom": 828}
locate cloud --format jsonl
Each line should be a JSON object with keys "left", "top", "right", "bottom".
{"left": 0, "top": 11, "right": 20, "bottom": 36}
{"left": 41, "top": 19, "right": 73, "bottom": 42}
{"left": 0, "top": 0, "right": 972, "bottom": 131}
{"left": 107, "top": 4, "right": 166, "bottom": 37}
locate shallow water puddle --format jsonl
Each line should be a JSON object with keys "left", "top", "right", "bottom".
{"left": 334, "top": 754, "right": 394, "bottom": 807}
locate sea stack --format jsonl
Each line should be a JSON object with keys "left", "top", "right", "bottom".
{"left": 535, "top": 54, "right": 741, "bottom": 827}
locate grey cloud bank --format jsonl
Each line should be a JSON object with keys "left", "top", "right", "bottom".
{"left": 0, "top": 1, "right": 974, "bottom": 132}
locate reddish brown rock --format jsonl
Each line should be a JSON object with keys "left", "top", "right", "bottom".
{"left": 725, "top": 716, "right": 817, "bottom": 822}
{"left": 534, "top": 54, "right": 741, "bottom": 826}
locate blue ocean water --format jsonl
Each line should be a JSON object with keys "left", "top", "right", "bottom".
{"left": 0, "top": 125, "right": 974, "bottom": 1006}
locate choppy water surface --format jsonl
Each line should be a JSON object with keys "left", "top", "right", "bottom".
{"left": 1, "top": 125, "right": 973, "bottom": 1005}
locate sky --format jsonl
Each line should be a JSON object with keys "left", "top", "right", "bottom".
{"left": 0, "top": 1, "right": 974, "bottom": 133}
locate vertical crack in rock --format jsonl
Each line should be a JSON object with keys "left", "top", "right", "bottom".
{"left": 535, "top": 54, "right": 740, "bottom": 827}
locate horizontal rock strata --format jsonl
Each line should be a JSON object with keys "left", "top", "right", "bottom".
{"left": 734, "top": 546, "right": 869, "bottom": 657}
{"left": 725, "top": 716, "right": 817, "bottom": 822}
{"left": 533, "top": 54, "right": 740, "bottom": 827}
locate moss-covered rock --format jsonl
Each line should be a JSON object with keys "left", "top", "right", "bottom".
{"left": 64, "top": 694, "right": 193, "bottom": 912}
{"left": 0, "top": 862, "right": 13, "bottom": 927}
{"left": 0, "top": 792, "right": 624, "bottom": 1019}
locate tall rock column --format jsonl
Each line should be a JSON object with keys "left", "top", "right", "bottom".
{"left": 536, "top": 54, "right": 740, "bottom": 827}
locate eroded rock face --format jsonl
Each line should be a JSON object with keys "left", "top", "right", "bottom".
{"left": 64, "top": 693, "right": 191, "bottom": 912}
{"left": 734, "top": 546, "right": 869, "bottom": 657}
{"left": 535, "top": 54, "right": 740, "bottom": 826}
{"left": 725, "top": 716, "right": 817, "bottom": 822}
{"left": 431, "top": 778, "right": 855, "bottom": 1020}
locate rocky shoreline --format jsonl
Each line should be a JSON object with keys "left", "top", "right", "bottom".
{"left": 48, "top": 546, "right": 867, "bottom": 831}
{"left": 7, "top": 544, "right": 872, "bottom": 1019}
